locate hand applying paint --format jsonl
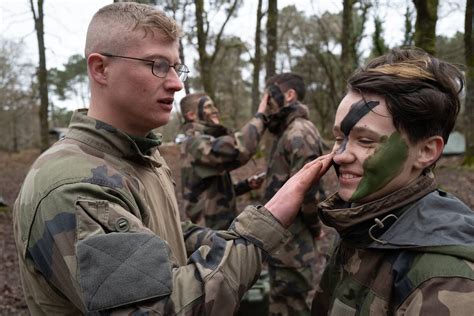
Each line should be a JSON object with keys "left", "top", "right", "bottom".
{"left": 265, "top": 152, "right": 335, "bottom": 228}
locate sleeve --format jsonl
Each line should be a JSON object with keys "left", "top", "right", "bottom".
{"left": 285, "top": 124, "right": 325, "bottom": 237}
{"left": 181, "top": 220, "right": 215, "bottom": 255}
{"left": 27, "top": 183, "right": 291, "bottom": 315}
{"left": 186, "top": 116, "right": 266, "bottom": 174}
{"left": 395, "top": 277, "right": 474, "bottom": 316}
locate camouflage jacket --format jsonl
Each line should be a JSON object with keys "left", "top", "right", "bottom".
{"left": 180, "top": 116, "right": 266, "bottom": 230}
{"left": 264, "top": 102, "right": 325, "bottom": 268}
{"left": 313, "top": 173, "right": 474, "bottom": 315}
{"left": 13, "top": 110, "right": 291, "bottom": 315}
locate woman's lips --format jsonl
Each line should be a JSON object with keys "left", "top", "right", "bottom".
{"left": 338, "top": 171, "right": 362, "bottom": 185}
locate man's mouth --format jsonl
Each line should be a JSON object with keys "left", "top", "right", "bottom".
{"left": 158, "top": 98, "right": 174, "bottom": 105}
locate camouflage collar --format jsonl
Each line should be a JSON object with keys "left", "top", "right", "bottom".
{"left": 318, "top": 173, "right": 437, "bottom": 240}
{"left": 181, "top": 121, "right": 231, "bottom": 137}
{"left": 268, "top": 102, "right": 309, "bottom": 135}
{"left": 66, "top": 110, "right": 163, "bottom": 165}
{"left": 282, "top": 102, "right": 309, "bottom": 127}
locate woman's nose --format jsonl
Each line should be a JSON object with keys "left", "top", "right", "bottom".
{"left": 333, "top": 139, "right": 355, "bottom": 164}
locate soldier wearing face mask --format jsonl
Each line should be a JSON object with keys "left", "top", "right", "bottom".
{"left": 179, "top": 92, "right": 269, "bottom": 230}
{"left": 263, "top": 73, "right": 327, "bottom": 316}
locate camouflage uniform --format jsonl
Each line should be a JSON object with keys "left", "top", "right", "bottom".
{"left": 180, "top": 115, "right": 266, "bottom": 230}
{"left": 13, "top": 110, "right": 292, "bottom": 315}
{"left": 264, "top": 102, "right": 325, "bottom": 315}
{"left": 312, "top": 172, "right": 474, "bottom": 315}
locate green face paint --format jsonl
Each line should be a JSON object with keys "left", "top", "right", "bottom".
{"left": 350, "top": 131, "right": 409, "bottom": 202}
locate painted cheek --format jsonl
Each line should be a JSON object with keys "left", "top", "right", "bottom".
{"left": 350, "top": 132, "right": 409, "bottom": 202}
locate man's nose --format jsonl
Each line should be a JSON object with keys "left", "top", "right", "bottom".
{"left": 165, "top": 67, "right": 184, "bottom": 91}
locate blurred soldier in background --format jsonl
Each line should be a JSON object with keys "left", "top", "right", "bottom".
{"left": 263, "top": 73, "right": 326, "bottom": 316}
{"left": 179, "top": 92, "right": 267, "bottom": 230}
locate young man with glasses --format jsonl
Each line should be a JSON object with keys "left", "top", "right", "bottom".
{"left": 13, "top": 2, "right": 334, "bottom": 315}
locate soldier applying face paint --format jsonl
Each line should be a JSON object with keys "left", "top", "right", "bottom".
{"left": 263, "top": 73, "right": 327, "bottom": 316}
{"left": 312, "top": 48, "right": 474, "bottom": 315}
{"left": 179, "top": 92, "right": 268, "bottom": 230}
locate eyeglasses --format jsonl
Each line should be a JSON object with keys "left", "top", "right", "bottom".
{"left": 100, "top": 53, "right": 189, "bottom": 82}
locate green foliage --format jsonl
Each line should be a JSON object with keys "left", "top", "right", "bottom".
{"left": 276, "top": 5, "right": 370, "bottom": 139}
{"left": 370, "top": 17, "right": 389, "bottom": 57}
{"left": 436, "top": 32, "right": 465, "bottom": 66}
{"left": 402, "top": 5, "right": 414, "bottom": 46}
{"left": 50, "top": 107, "right": 73, "bottom": 128}
{"left": 0, "top": 206, "right": 9, "bottom": 213}
{"left": 48, "top": 54, "right": 88, "bottom": 101}
{"left": 463, "top": 155, "right": 474, "bottom": 167}
{"left": 191, "top": 36, "right": 252, "bottom": 130}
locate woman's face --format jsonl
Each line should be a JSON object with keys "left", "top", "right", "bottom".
{"left": 332, "top": 91, "right": 423, "bottom": 203}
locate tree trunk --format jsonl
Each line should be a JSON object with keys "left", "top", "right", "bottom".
{"left": 30, "top": 0, "right": 49, "bottom": 152}
{"left": 403, "top": 5, "right": 414, "bottom": 46}
{"left": 265, "top": 0, "right": 278, "bottom": 82}
{"left": 195, "top": 0, "right": 239, "bottom": 101}
{"left": 464, "top": 0, "right": 474, "bottom": 165}
{"left": 341, "top": 0, "right": 354, "bottom": 78}
{"left": 413, "top": 0, "right": 439, "bottom": 55}
{"left": 195, "top": 0, "right": 213, "bottom": 98}
{"left": 251, "top": 0, "right": 263, "bottom": 112}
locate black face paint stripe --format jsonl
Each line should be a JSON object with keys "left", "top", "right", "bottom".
{"left": 333, "top": 99, "right": 379, "bottom": 177}
{"left": 340, "top": 100, "right": 380, "bottom": 136}
{"left": 198, "top": 96, "right": 209, "bottom": 121}
{"left": 267, "top": 84, "right": 285, "bottom": 108}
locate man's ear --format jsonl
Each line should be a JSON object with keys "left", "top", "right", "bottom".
{"left": 415, "top": 136, "right": 444, "bottom": 169}
{"left": 184, "top": 111, "right": 196, "bottom": 122}
{"left": 88, "top": 53, "right": 108, "bottom": 85}
{"left": 284, "top": 89, "right": 297, "bottom": 104}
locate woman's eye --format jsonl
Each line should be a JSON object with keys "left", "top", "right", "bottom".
{"left": 334, "top": 137, "right": 344, "bottom": 144}
{"left": 358, "top": 138, "right": 375, "bottom": 145}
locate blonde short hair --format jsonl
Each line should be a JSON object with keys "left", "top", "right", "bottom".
{"left": 85, "top": 2, "right": 182, "bottom": 57}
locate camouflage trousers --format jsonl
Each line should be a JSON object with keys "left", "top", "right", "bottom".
{"left": 268, "top": 264, "right": 313, "bottom": 316}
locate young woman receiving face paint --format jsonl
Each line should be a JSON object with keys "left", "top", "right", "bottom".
{"left": 332, "top": 93, "right": 426, "bottom": 204}
{"left": 311, "top": 48, "right": 474, "bottom": 316}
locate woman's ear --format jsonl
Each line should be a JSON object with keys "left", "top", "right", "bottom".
{"left": 88, "top": 53, "right": 108, "bottom": 85}
{"left": 414, "top": 136, "right": 444, "bottom": 169}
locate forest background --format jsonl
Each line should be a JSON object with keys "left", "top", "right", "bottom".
{"left": 1, "top": 1, "right": 474, "bottom": 313}
{"left": 0, "top": 0, "right": 473, "bottom": 162}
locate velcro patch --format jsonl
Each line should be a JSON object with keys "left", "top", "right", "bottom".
{"left": 77, "top": 232, "right": 172, "bottom": 312}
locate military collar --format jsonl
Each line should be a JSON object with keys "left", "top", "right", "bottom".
{"left": 318, "top": 172, "right": 437, "bottom": 242}
{"left": 66, "top": 109, "right": 163, "bottom": 165}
